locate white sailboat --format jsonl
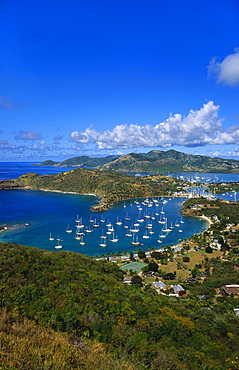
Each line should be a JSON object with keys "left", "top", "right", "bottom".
{"left": 85, "top": 225, "right": 93, "bottom": 233}
{"left": 49, "top": 233, "right": 54, "bottom": 241}
{"left": 66, "top": 224, "right": 72, "bottom": 233}
{"left": 162, "top": 218, "right": 171, "bottom": 232}
{"left": 76, "top": 218, "right": 84, "bottom": 229}
{"left": 99, "top": 236, "right": 107, "bottom": 247}
{"left": 158, "top": 215, "right": 166, "bottom": 224}
{"left": 116, "top": 217, "right": 122, "bottom": 225}
{"left": 79, "top": 236, "right": 85, "bottom": 245}
{"left": 110, "top": 233, "right": 119, "bottom": 242}
{"left": 55, "top": 240, "right": 63, "bottom": 249}
{"left": 93, "top": 219, "right": 100, "bottom": 228}
{"left": 142, "top": 229, "right": 150, "bottom": 239}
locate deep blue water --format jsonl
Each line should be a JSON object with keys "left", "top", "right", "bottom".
{"left": 0, "top": 163, "right": 238, "bottom": 256}
{"left": 0, "top": 162, "right": 79, "bottom": 180}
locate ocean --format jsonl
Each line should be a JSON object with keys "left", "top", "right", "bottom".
{"left": 0, "top": 162, "right": 238, "bottom": 256}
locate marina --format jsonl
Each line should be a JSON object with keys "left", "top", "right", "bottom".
{"left": 0, "top": 163, "right": 239, "bottom": 257}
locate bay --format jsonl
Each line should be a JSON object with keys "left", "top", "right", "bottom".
{"left": 1, "top": 163, "right": 238, "bottom": 256}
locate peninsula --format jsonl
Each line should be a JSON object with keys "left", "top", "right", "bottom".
{"left": 0, "top": 168, "right": 189, "bottom": 211}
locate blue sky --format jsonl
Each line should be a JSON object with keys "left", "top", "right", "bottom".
{"left": 0, "top": 0, "right": 239, "bottom": 161}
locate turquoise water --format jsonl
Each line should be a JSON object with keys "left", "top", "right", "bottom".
{"left": 0, "top": 189, "right": 207, "bottom": 256}
{"left": 1, "top": 162, "right": 238, "bottom": 256}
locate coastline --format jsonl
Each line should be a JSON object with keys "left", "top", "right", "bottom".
{"left": 198, "top": 215, "right": 212, "bottom": 227}
{"left": 38, "top": 188, "right": 98, "bottom": 197}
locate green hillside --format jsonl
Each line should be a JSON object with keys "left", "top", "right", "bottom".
{"left": 35, "top": 155, "right": 119, "bottom": 167}
{"left": 96, "top": 149, "right": 239, "bottom": 173}
{"left": 1, "top": 241, "right": 239, "bottom": 369}
{"left": 0, "top": 168, "right": 188, "bottom": 211}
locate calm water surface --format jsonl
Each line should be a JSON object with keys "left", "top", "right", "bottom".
{"left": 0, "top": 163, "right": 238, "bottom": 256}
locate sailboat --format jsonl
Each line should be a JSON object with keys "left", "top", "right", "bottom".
{"left": 75, "top": 231, "right": 82, "bottom": 240}
{"left": 79, "top": 236, "right": 85, "bottom": 245}
{"left": 66, "top": 224, "right": 72, "bottom": 233}
{"left": 110, "top": 233, "right": 119, "bottom": 242}
{"left": 107, "top": 222, "right": 114, "bottom": 232}
{"left": 142, "top": 229, "right": 150, "bottom": 239}
{"left": 85, "top": 225, "right": 93, "bottom": 233}
{"left": 100, "top": 215, "right": 106, "bottom": 223}
{"left": 125, "top": 230, "right": 133, "bottom": 237}
{"left": 115, "top": 217, "right": 122, "bottom": 225}
{"left": 125, "top": 213, "right": 131, "bottom": 221}
{"left": 55, "top": 240, "right": 63, "bottom": 249}
{"left": 99, "top": 236, "right": 107, "bottom": 247}
{"left": 49, "top": 233, "right": 54, "bottom": 241}
{"left": 158, "top": 215, "right": 166, "bottom": 224}
{"left": 131, "top": 234, "right": 140, "bottom": 246}
{"left": 93, "top": 219, "right": 100, "bottom": 228}
{"left": 175, "top": 220, "right": 180, "bottom": 227}
{"left": 76, "top": 218, "right": 84, "bottom": 229}
{"left": 162, "top": 218, "right": 171, "bottom": 232}
{"left": 146, "top": 221, "right": 153, "bottom": 229}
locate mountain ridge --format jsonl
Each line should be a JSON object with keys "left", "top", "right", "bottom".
{"left": 35, "top": 150, "right": 239, "bottom": 173}
{"left": 96, "top": 149, "right": 239, "bottom": 173}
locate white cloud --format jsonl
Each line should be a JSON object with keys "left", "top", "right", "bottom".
{"left": 212, "top": 126, "right": 239, "bottom": 145}
{"left": 15, "top": 131, "right": 43, "bottom": 141}
{"left": 69, "top": 101, "right": 223, "bottom": 149}
{"left": 208, "top": 48, "right": 239, "bottom": 87}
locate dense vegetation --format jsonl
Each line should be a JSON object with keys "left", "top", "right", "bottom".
{"left": 208, "top": 182, "right": 239, "bottom": 194}
{"left": 1, "top": 242, "right": 239, "bottom": 369}
{"left": 0, "top": 168, "right": 188, "bottom": 211}
{"left": 182, "top": 197, "right": 239, "bottom": 226}
{"left": 97, "top": 149, "right": 239, "bottom": 173}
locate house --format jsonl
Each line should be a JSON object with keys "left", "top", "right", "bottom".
{"left": 120, "top": 255, "right": 130, "bottom": 261}
{"left": 171, "top": 284, "right": 185, "bottom": 296}
{"left": 153, "top": 281, "right": 167, "bottom": 290}
{"left": 123, "top": 276, "right": 133, "bottom": 284}
{"left": 234, "top": 308, "right": 239, "bottom": 316}
{"left": 221, "top": 285, "right": 239, "bottom": 296}
{"left": 108, "top": 257, "right": 117, "bottom": 263}
{"left": 185, "top": 277, "right": 198, "bottom": 283}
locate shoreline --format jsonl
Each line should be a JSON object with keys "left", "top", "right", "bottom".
{"left": 38, "top": 188, "right": 98, "bottom": 197}
{"left": 198, "top": 215, "right": 212, "bottom": 226}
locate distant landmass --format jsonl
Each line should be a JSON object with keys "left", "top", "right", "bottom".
{"left": 34, "top": 155, "right": 119, "bottom": 167}
{"left": 96, "top": 149, "right": 239, "bottom": 173}
{"left": 35, "top": 150, "right": 239, "bottom": 173}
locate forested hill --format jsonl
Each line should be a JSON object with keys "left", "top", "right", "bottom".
{"left": 1, "top": 241, "right": 239, "bottom": 369}
{"left": 96, "top": 149, "right": 239, "bottom": 173}
{"left": 34, "top": 154, "right": 119, "bottom": 167}
{"left": 0, "top": 168, "right": 188, "bottom": 211}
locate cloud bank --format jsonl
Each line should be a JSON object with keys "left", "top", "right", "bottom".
{"left": 69, "top": 101, "right": 225, "bottom": 149}
{"left": 0, "top": 96, "right": 24, "bottom": 110}
{"left": 208, "top": 48, "right": 239, "bottom": 87}
{"left": 15, "top": 131, "right": 43, "bottom": 141}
